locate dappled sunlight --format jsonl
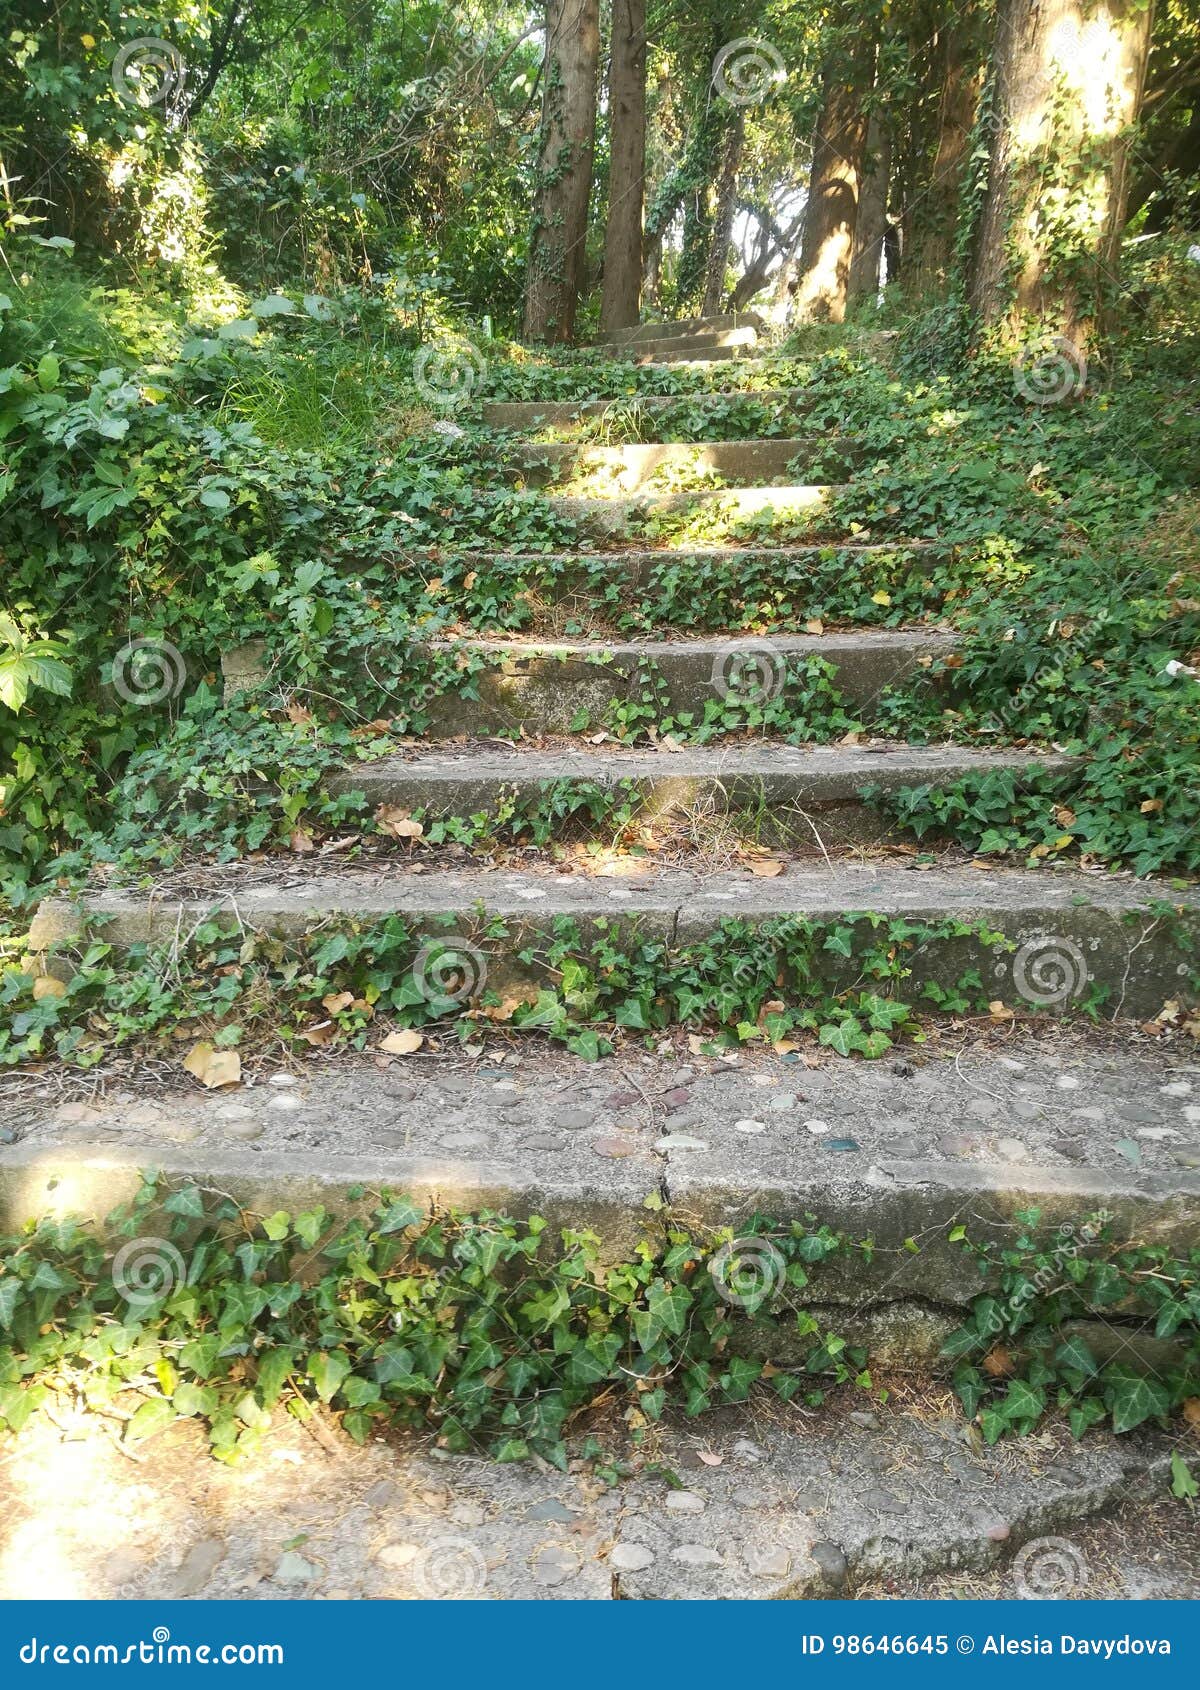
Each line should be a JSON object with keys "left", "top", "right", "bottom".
{"left": 0, "top": 1430, "right": 176, "bottom": 1600}
{"left": 1047, "top": 8, "right": 1143, "bottom": 138}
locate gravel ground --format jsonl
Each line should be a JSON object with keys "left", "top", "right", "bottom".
{"left": 5, "top": 1027, "right": 1199, "bottom": 1181}
{"left": 1, "top": 1392, "right": 1192, "bottom": 1602}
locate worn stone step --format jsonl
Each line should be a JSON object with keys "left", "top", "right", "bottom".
{"left": 549, "top": 483, "right": 838, "bottom": 539}
{"left": 618, "top": 338, "right": 746, "bottom": 363}
{"left": 596, "top": 311, "right": 765, "bottom": 347}
{"left": 312, "top": 743, "right": 1071, "bottom": 845}
{"left": 53, "top": 849, "right": 1200, "bottom": 1019}
{"left": 7, "top": 1039, "right": 1199, "bottom": 1293}
{"left": 360, "top": 543, "right": 942, "bottom": 608}
{"left": 482, "top": 389, "right": 812, "bottom": 432}
{"left": 411, "top": 631, "right": 957, "bottom": 736}
{"left": 0, "top": 1117, "right": 1178, "bottom": 1601}
{"left": 508, "top": 438, "right": 849, "bottom": 490}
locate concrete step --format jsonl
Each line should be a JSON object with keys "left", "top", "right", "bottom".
{"left": 2, "top": 1061, "right": 1190, "bottom": 1597}
{"left": 548, "top": 483, "right": 838, "bottom": 539}
{"left": 596, "top": 311, "right": 765, "bottom": 347}
{"left": 364, "top": 543, "right": 942, "bottom": 614}
{"left": 55, "top": 851, "right": 1200, "bottom": 1020}
{"left": 508, "top": 438, "right": 848, "bottom": 491}
{"left": 9, "top": 1038, "right": 1199, "bottom": 1276}
{"left": 619, "top": 338, "right": 746, "bottom": 363}
{"left": 0, "top": 1147, "right": 1177, "bottom": 1600}
{"left": 412, "top": 631, "right": 957, "bottom": 737}
{"left": 482, "top": 389, "right": 812, "bottom": 432}
{"left": 315, "top": 742, "right": 1072, "bottom": 846}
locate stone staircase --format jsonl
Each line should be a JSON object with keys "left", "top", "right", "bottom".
{"left": 55, "top": 312, "right": 1200, "bottom": 1011}
{"left": 10, "top": 315, "right": 1200, "bottom": 1598}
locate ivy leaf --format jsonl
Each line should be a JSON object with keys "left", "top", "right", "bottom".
{"left": 1103, "top": 1368, "right": 1172, "bottom": 1434}
{"left": 0, "top": 1279, "right": 23, "bottom": 1330}
{"left": 998, "top": 1379, "right": 1046, "bottom": 1425}
{"left": 307, "top": 1349, "right": 352, "bottom": 1403}
{"left": 1171, "top": 1453, "right": 1198, "bottom": 1500}
{"left": 163, "top": 1185, "right": 206, "bottom": 1218}
{"left": 376, "top": 1197, "right": 424, "bottom": 1235}
{"left": 125, "top": 1398, "right": 176, "bottom": 1444}
{"left": 1053, "top": 1333, "right": 1098, "bottom": 1377}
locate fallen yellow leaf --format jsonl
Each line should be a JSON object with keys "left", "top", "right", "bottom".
{"left": 379, "top": 1029, "right": 424, "bottom": 1055}
{"left": 749, "top": 859, "right": 785, "bottom": 877}
{"left": 32, "top": 976, "right": 67, "bottom": 1001}
{"left": 182, "top": 1042, "right": 242, "bottom": 1090}
{"left": 376, "top": 805, "right": 424, "bottom": 840}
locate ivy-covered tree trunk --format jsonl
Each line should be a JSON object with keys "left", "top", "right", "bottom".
{"left": 847, "top": 111, "right": 890, "bottom": 303}
{"left": 792, "top": 33, "right": 877, "bottom": 322}
{"left": 967, "top": 0, "right": 1155, "bottom": 343}
{"left": 600, "top": 0, "right": 648, "bottom": 332}
{"left": 701, "top": 108, "right": 745, "bottom": 314}
{"left": 906, "top": 24, "right": 981, "bottom": 292}
{"left": 524, "top": 0, "right": 601, "bottom": 343}
{"left": 675, "top": 100, "right": 729, "bottom": 312}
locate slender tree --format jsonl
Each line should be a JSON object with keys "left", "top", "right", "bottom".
{"left": 792, "top": 28, "right": 878, "bottom": 321}
{"left": 600, "top": 0, "right": 648, "bottom": 331}
{"left": 901, "top": 19, "right": 983, "bottom": 292}
{"left": 968, "top": 0, "right": 1156, "bottom": 341}
{"left": 847, "top": 110, "right": 891, "bottom": 302}
{"left": 701, "top": 108, "right": 746, "bottom": 313}
{"left": 524, "top": 0, "right": 602, "bottom": 342}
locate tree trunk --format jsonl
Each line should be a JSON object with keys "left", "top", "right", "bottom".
{"left": 792, "top": 35, "right": 876, "bottom": 322}
{"left": 600, "top": 0, "right": 647, "bottom": 332}
{"left": 524, "top": 0, "right": 601, "bottom": 343}
{"left": 968, "top": 0, "right": 1155, "bottom": 343}
{"left": 701, "top": 109, "right": 746, "bottom": 314}
{"left": 847, "top": 111, "right": 890, "bottom": 303}
{"left": 675, "top": 100, "right": 728, "bottom": 311}
{"left": 908, "top": 26, "right": 980, "bottom": 291}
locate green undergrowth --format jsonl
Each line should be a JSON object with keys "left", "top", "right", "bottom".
{"left": 3, "top": 909, "right": 1022, "bottom": 1069}
{"left": 2, "top": 260, "right": 1198, "bottom": 909}
{"left": 1, "top": 1182, "right": 1196, "bottom": 1470}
